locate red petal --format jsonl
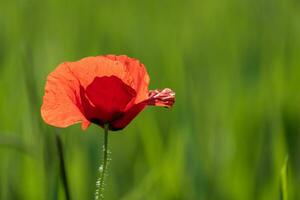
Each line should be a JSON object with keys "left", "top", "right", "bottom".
{"left": 81, "top": 119, "right": 91, "bottom": 130}
{"left": 84, "top": 76, "right": 136, "bottom": 123}
{"left": 41, "top": 62, "right": 86, "bottom": 128}
{"left": 105, "top": 55, "right": 150, "bottom": 104}
{"left": 109, "top": 102, "right": 147, "bottom": 130}
{"left": 69, "top": 56, "right": 134, "bottom": 89}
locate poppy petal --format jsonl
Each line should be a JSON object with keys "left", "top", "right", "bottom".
{"left": 69, "top": 56, "right": 134, "bottom": 89}
{"left": 41, "top": 62, "right": 86, "bottom": 128}
{"left": 105, "top": 55, "right": 150, "bottom": 104}
{"left": 79, "top": 85, "right": 104, "bottom": 126}
{"left": 85, "top": 76, "right": 136, "bottom": 123}
{"left": 147, "top": 88, "right": 175, "bottom": 108}
{"left": 81, "top": 119, "right": 91, "bottom": 130}
{"left": 109, "top": 102, "right": 147, "bottom": 131}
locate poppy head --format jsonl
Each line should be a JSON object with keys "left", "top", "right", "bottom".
{"left": 41, "top": 55, "right": 175, "bottom": 131}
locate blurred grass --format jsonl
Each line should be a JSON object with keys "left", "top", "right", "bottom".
{"left": 0, "top": 0, "right": 300, "bottom": 199}
{"left": 280, "top": 156, "right": 289, "bottom": 200}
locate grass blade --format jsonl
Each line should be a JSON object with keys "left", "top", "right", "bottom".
{"left": 280, "top": 155, "right": 289, "bottom": 200}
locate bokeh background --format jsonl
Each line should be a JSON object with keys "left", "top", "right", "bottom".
{"left": 1, "top": 0, "right": 300, "bottom": 199}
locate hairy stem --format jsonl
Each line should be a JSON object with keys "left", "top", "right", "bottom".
{"left": 95, "top": 124, "right": 109, "bottom": 200}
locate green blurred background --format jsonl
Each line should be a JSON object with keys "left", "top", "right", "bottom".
{"left": 0, "top": 0, "right": 300, "bottom": 199}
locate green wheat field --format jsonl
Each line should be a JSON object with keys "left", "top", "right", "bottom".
{"left": 0, "top": 0, "right": 300, "bottom": 199}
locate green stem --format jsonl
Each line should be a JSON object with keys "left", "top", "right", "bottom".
{"left": 56, "top": 134, "right": 71, "bottom": 200}
{"left": 95, "top": 124, "right": 109, "bottom": 200}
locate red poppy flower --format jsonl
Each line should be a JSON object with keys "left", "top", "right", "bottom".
{"left": 41, "top": 55, "right": 175, "bottom": 131}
